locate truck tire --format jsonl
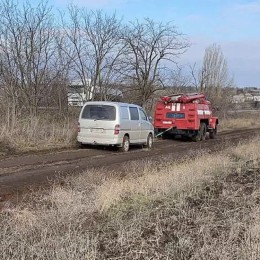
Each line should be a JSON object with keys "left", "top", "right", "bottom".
{"left": 192, "top": 122, "right": 206, "bottom": 142}
{"left": 201, "top": 123, "right": 207, "bottom": 141}
{"left": 192, "top": 131, "right": 200, "bottom": 142}
{"left": 119, "top": 135, "right": 130, "bottom": 152}
{"left": 209, "top": 127, "right": 217, "bottom": 139}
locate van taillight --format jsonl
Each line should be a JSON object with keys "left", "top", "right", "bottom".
{"left": 77, "top": 122, "right": 80, "bottom": 132}
{"left": 114, "top": 124, "right": 120, "bottom": 135}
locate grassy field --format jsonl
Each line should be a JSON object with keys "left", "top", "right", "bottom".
{"left": 1, "top": 137, "right": 259, "bottom": 259}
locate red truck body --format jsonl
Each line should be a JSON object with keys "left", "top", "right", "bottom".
{"left": 154, "top": 93, "right": 218, "bottom": 141}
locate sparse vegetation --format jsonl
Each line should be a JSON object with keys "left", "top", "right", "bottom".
{"left": 1, "top": 138, "right": 259, "bottom": 259}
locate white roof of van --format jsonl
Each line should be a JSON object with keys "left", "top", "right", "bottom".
{"left": 84, "top": 101, "right": 141, "bottom": 107}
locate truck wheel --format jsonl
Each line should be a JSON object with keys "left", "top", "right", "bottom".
{"left": 200, "top": 123, "right": 207, "bottom": 141}
{"left": 119, "top": 135, "right": 130, "bottom": 152}
{"left": 192, "top": 131, "right": 201, "bottom": 142}
{"left": 209, "top": 127, "right": 217, "bottom": 139}
{"left": 144, "top": 133, "right": 153, "bottom": 149}
{"left": 192, "top": 122, "right": 206, "bottom": 142}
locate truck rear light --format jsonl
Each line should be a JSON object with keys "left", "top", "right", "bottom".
{"left": 162, "top": 121, "right": 172, "bottom": 124}
{"left": 114, "top": 124, "right": 120, "bottom": 135}
{"left": 77, "top": 122, "right": 80, "bottom": 132}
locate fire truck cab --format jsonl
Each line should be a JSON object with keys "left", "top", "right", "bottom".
{"left": 154, "top": 93, "right": 218, "bottom": 141}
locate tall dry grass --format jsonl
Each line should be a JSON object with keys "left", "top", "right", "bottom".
{"left": 220, "top": 112, "right": 260, "bottom": 131}
{"left": 0, "top": 110, "right": 78, "bottom": 155}
{"left": 1, "top": 137, "right": 260, "bottom": 259}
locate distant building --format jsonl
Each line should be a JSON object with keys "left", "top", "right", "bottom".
{"left": 68, "top": 79, "right": 93, "bottom": 107}
{"left": 244, "top": 93, "right": 254, "bottom": 101}
{"left": 232, "top": 93, "right": 245, "bottom": 103}
{"left": 253, "top": 95, "right": 260, "bottom": 102}
{"left": 67, "top": 79, "right": 123, "bottom": 106}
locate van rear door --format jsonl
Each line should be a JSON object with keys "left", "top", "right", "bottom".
{"left": 79, "top": 104, "right": 117, "bottom": 142}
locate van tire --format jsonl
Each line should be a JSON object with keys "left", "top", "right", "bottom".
{"left": 119, "top": 135, "right": 130, "bottom": 152}
{"left": 78, "top": 142, "right": 87, "bottom": 149}
{"left": 144, "top": 133, "right": 153, "bottom": 149}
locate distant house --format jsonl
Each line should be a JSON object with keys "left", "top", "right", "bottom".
{"left": 232, "top": 93, "right": 245, "bottom": 103}
{"left": 244, "top": 93, "right": 254, "bottom": 101}
{"left": 67, "top": 79, "right": 123, "bottom": 106}
{"left": 68, "top": 79, "right": 93, "bottom": 107}
{"left": 253, "top": 95, "right": 260, "bottom": 102}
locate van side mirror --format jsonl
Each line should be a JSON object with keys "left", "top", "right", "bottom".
{"left": 148, "top": 116, "right": 153, "bottom": 122}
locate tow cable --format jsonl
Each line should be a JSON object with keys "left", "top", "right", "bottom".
{"left": 155, "top": 127, "right": 174, "bottom": 138}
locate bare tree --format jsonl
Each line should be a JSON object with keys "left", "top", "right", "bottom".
{"left": 120, "top": 18, "right": 190, "bottom": 107}
{"left": 188, "top": 43, "right": 234, "bottom": 116}
{"left": 62, "top": 6, "right": 124, "bottom": 101}
{"left": 0, "top": 0, "right": 64, "bottom": 116}
{"left": 200, "top": 43, "right": 233, "bottom": 96}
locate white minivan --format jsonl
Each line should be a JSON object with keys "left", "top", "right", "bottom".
{"left": 77, "top": 101, "right": 154, "bottom": 152}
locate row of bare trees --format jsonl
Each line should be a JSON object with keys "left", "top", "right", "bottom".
{"left": 0, "top": 0, "right": 233, "bottom": 117}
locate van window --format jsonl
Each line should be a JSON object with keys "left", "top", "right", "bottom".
{"left": 82, "top": 105, "right": 116, "bottom": 120}
{"left": 129, "top": 107, "right": 139, "bottom": 120}
{"left": 120, "top": 106, "right": 129, "bottom": 120}
{"left": 139, "top": 109, "right": 147, "bottom": 121}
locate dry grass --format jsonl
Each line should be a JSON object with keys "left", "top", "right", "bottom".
{"left": 0, "top": 112, "right": 78, "bottom": 155}
{"left": 95, "top": 153, "right": 231, "bottom": 211}
{"left": 220, "top": 113, "right": 260, "bottom": 131}
{"left": 0, "top": 137, "right": 260, "bottom": 259}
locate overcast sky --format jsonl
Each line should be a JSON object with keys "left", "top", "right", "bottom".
{"left": 43, "top": 0, "right": 260, "bottom": 87}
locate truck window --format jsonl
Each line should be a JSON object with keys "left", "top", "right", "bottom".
{"left": 82, "top": 105, "right": 116, "bottom": 120}
{"left": 129, "top": 107, "right": 139, "bottom": 120}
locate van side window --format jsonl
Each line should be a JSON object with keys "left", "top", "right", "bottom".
{"left": 139, "top": 109, "right": 147, "bottom": 121}
{"left": 129, "top": 107, "right": 139, "bottom": 120}
{"left": 120, "top": 106, "right": 129, "bottom": 120}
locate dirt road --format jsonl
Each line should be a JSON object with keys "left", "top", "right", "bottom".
{"left": 0, "top": 128, "right": 259, "bottom": 201}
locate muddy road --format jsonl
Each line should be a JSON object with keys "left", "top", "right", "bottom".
{"left": 0, "top": 128, "right": 259, "bottom": 200}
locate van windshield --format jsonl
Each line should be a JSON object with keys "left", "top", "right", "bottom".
{"left": 82, "top": 105, "right": 116, "bottom": 120}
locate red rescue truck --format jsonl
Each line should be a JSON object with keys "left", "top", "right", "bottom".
{"left": 154, "top": 93, "right": 218, "bottom": 141}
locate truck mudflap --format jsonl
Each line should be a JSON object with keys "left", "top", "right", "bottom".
{"left": 209, "top": 117, "right": 218, "bottom": 129}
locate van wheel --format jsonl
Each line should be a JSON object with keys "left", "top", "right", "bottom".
{"left": 144, "top": 134, "right": 153, "bottom": 149}
{"left": 78, "top": 142, "right": 88, "bottom": 149}
{"left": 119, "top": 135, "right": 130, "bottom": 152}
